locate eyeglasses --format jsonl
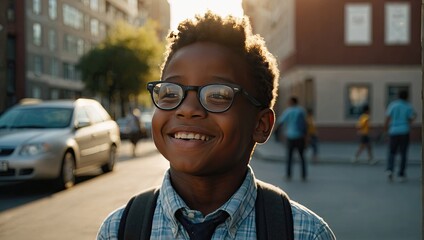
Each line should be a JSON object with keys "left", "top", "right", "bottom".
{"left": 146, "top": 81, "right": 263, "bottom": 113}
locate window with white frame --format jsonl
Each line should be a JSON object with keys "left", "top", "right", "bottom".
{"left": 33, "top": 0, "right": 41, "bottom": 15}
{"left": 49, "top": 0, "right": 57, "bottom": 19}
{"left": 385, "top": 3, "right": 410, "bottom": 45}
{"left": 90, "top": 0, "right": 99, "bottom": 11}
{"left": 63, "top": 4, "right": 83, "bottom": 29}
{"left": 346, "top": 85, "right": 370, "bottom": 118}
{"left": 33, "top": 23, "right": 42, "bottom": 46}
{"left": 345, "top": 3, "right": 372, "bottom": 45}
{"left": 90, "top": 18, "right": 99, "bottom": 36}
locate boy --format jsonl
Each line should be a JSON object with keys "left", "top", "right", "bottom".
{"left": 97, "top": 12, "right": 335, "bottom": 239}
{"left": 353, "top": 105, "right": 374, "bottom": 164}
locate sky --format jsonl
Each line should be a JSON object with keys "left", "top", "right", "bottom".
{"left": 168, "top": 0, "right": 244, "bottom": 30}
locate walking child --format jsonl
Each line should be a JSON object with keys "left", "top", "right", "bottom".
{"left": 353, "top": 105, "right": 375, "bottom": 164}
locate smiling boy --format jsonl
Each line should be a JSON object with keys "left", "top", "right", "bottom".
{"left": 97, "top": 12, "right": 335, "bottom": 240}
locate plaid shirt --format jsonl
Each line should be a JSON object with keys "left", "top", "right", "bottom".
{"left": 97, "top": 167, "right": 336, "bottom": 239}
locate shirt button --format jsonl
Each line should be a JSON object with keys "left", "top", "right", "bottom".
{"left": 187, "top": 212, "right": 195, "bottom": 218}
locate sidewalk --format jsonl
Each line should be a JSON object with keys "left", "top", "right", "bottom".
{"left": 253, "top": 137, "right": 422, "bottom": 165}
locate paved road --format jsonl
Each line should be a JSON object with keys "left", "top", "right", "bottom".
{"left": 0, "top": 140, "right": 421, "bottom": 240}
{"left": 250, "top": 157, "right": 421, "bottom": 240}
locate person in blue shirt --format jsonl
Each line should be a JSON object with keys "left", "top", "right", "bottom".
{"left": 276, "top": 97, "right": 308, "bottom": 181}
{"left": 97, "top": 11, "right": 335, "bottom": 240}
{"left": 384, "top": 90, "right": 416, "bottom": 182}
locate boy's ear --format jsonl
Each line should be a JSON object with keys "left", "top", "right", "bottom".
{"left": 253, "top": 108, "right": 275, "bottom": 143}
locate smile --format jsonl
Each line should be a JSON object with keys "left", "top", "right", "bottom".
{"left": 174, "top": 132, "right": 211, "bottom": 141}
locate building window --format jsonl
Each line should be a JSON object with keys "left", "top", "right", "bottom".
{"left": 49, "top": 0, "right": 57, "bottom": 19}
{"left": 346, "top": 85, "right": 370, "bottom": 118}
{"left": 63, "top": 62, "right": 76, "bottom": 80}
{"left": 32, "top": 86, "right": 42, "bottom": 99}
{"left": 385, "top": 3, "right": 410, "bottom": 45}
{"left": 7, "top": 1, "right": 16, "bottom": 21}
{"left": 48, "top": 29, "right": 56, "bottom": 51}
{"left": 33, "top": 0, "right": 41, "bottom": 15}
{"left": 387, "top": 85, "right": 409, "bottom": 106}
{"left": 63, "top": 4, "right": 83, "bottom": 29}
{"left": 50, "top": 58, "right": 60, "bottom": 77}
{"left": 64, "top": 34, "right": 83, "bottom": 55}
{"left": 34, "top": 55, "right": 43, "bottom": 75}
{"left": 345, "top": 3, "right": 372, "bottom": 46}
{"left": 7, "top": 36, "right": 16, "bottom": 94}
{"left": 50, "top": 89, "right": 60, "bottom": 99}
{"left": 33, "top": 23, "right": 42, "bottom": 46}
{"left": 90, "top": 18, "right": 99, "bottom": 36}
{"left": 77, "top": 39, "right": 84, "bottom": 55}
{"left": 90, "top": 0, "right": 99, "bottom": 11}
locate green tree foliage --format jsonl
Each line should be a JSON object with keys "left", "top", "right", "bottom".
{"left": 77, "top": 20, "right": 164, "bottom": 116}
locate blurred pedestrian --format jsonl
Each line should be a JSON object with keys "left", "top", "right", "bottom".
{"left": 384, "top": 90, "right": 416, "bottom": 182}
{"left": 276, "top": 97, "right": 308, "bottom": 181}
{"left": 127, "top": 108, "right": 142, "bottom": 157}
{"left": 306, "top": 108, "right": 319, "bottom": 163}
{"left": 352, "top": 105, "right": 375, "bottom": 164}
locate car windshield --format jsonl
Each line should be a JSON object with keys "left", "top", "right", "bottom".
{"left": 0, "top": 107, "right": 73, "bottom": 129}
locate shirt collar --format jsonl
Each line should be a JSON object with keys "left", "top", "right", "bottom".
{"left": 158, "top": 166, "right": 257, "bottom": 238}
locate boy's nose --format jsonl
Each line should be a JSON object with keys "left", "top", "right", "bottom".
{"left": 175, "top": 91, "right": 206, "bottom": 118}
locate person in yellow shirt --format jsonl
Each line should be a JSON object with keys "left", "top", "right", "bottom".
{"left": 353, "top": 105, "right": 375, "bottom": 164}
{"left": 306, "top": 109, "right": 318, "bottom": 163}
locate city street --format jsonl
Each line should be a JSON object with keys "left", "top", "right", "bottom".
{"left": 0, "top": 140, "right": 421, "bottom": 240}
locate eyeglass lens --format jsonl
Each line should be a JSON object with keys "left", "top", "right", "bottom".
{"left": 152, "top": 82, "right": 235, "bottom": 112}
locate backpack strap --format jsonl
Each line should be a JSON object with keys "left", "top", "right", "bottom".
{"left": 118, "top": 187, "right": 159, "bottom": 240}
{"left": 118, "top": 181, "right": 293, "bottom": 240}
{"left": 255, "top": 180, "right": 294, "bottom": 240}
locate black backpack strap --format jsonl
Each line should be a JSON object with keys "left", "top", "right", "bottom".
{"left": 118, "top": 187, "right": 160, "bottom": 240}
{"left": 255, "top": 180, "right": 294, "bottom": 240}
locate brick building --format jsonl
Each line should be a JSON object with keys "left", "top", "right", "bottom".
{"left": 0, "top": 0, "right": 170, "bottom": 113}
{"left": 243, "top": 0, "right": 421, "bottom": 142}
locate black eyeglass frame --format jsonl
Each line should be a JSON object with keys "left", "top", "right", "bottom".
{"left": 146, "top": 81, "right": 264, "bottom": 113}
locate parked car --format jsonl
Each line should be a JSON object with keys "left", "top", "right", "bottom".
{"left": 0, "top": 98, "right": 121, "bottom": 189}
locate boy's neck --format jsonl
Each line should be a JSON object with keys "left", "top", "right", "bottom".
{"left": 170, "top": 167, "right": 248, "bottom": 215}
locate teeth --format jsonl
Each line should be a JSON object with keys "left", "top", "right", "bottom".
{"left": 174, "top": 132, "right": 210, "bottom": 141}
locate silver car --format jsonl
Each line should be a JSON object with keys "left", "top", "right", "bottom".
{"left": 0, "top": 98, "right": 120, "bottom": 189}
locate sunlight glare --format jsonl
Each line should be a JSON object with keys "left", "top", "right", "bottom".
{"left": 168, "top": 0, "right": 244, "bottom": 30}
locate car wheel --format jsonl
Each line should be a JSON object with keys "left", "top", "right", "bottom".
{"left": 101, "top": 145, "right": 117, "bottom": 173}
{"left": 58, "top": 152, "right": 76, "bottom": 189}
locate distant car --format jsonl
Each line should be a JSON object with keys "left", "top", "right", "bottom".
{"left": 140, "top": 110, "right": 153, "bottom": 138}
{"left": 116, "top": 117, "right": 131, "bottom": 140}
{"left": 0, "top": 98, "right": 121, "bottom": 189}
{"left": 116, "top": 112, "right": 150, "bottom": 140}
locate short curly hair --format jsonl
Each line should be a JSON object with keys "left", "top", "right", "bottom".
{"left": 161, "top": 11, "right": 279, "bottom": 109}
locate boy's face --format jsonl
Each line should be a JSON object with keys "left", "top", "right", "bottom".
{"left": 152, "top": 42, "right": 264, "bottom": 176}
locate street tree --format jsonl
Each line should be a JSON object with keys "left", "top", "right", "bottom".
{"left": 77, "top": 20, "right": 164, "bottom": 116}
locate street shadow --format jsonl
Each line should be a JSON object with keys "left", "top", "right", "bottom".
{"left": 0, "top": 173, "right": 101, "bottom": 212}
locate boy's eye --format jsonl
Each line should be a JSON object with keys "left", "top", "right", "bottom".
{"left": 203, "top": 86, "right": 234, "bottom": 104}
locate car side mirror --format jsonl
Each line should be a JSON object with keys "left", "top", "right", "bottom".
{"left": 75, "top": 119, "right": 91, "bottom": 129}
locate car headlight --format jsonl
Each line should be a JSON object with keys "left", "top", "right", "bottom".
{"left": 20, "top": 143, "right": 51, "bottom": 156}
